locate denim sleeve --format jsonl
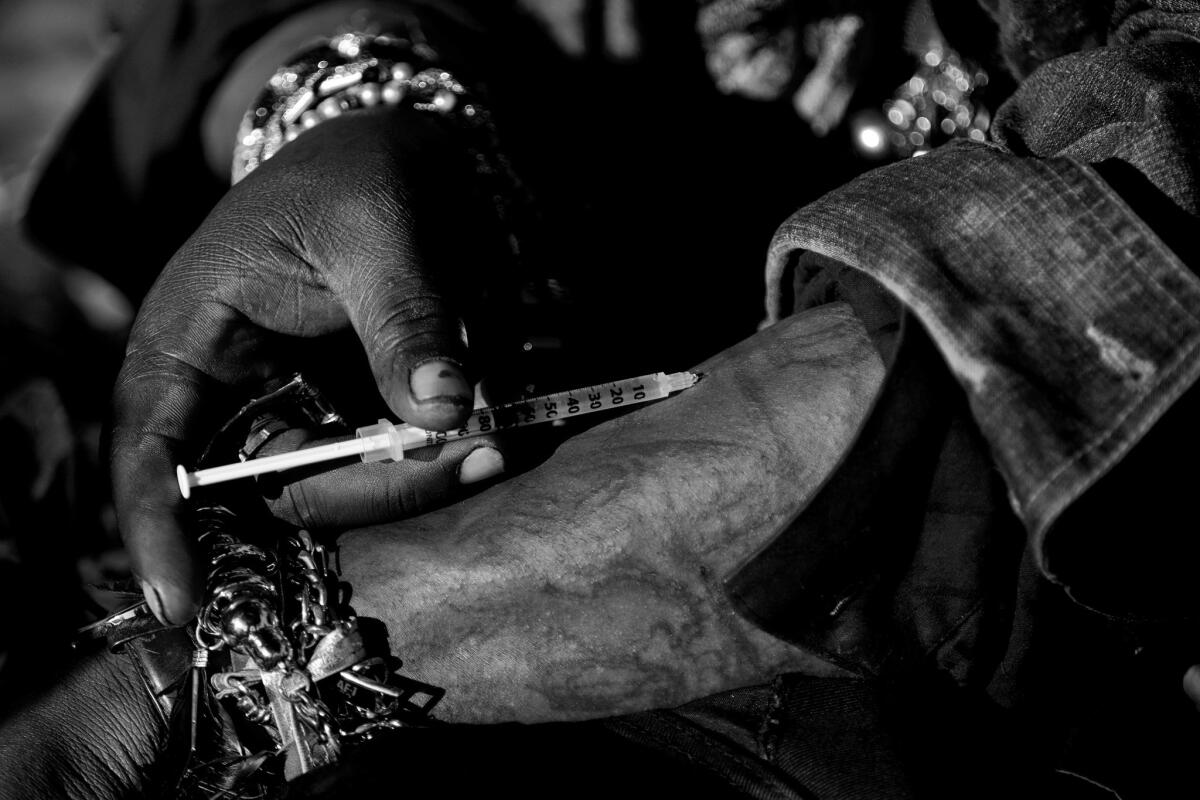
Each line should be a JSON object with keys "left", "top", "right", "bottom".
{"left": 761, "top": 139, "right": 1200, "bottom": 618}
{"left": 750, "top": 3, "right": 1200, "bottom": 620}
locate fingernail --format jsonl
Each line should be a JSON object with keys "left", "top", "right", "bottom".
{"left": 459, "top": 446, "right": 505, "bottom": 485}
{"left": 141, "top": 579, "right": 170, "bottom": 624}
{"left": 141, "top": 579, "right": 197, "bottom": 626}
{"left": 410, "top": 360, "right": 470, "bottom": 404}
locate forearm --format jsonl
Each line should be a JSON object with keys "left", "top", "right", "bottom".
{"left": 339, "top": 303, "right": 885, "bottom": 723}
{"left": 0, "top": 649, "right": 160, "bottom": 799}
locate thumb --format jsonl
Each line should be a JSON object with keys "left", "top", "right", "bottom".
{"left": 334, "top": 245, "right": 475, "bottom": 432}
{"left": 238, "top": 108, "right": 482, "bottom": 431}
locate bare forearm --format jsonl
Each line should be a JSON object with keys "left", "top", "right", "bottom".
{"left": 340, "top": 303, "right": 885, "bottom": 723}
{"left": 0, "top": 649, "right": 160, "bottom": 799}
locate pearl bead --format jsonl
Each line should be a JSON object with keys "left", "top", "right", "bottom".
{"left": 317, "top": 97, "right": 344, "bottom": 118}
{"left": 433, "top": 89, "right": 457, "bottom": 112}
{"left": 285, "top": 127, "right": 299, "bottom": 142}
{"left": 381, "top": 80, "right": 406, "bottom": 104}
{"left": 301, "top": 110, "right": 321, "bottom": 128}
{"left": 391, "top": 62, "right": 413, "bottom": 82}
{"left": 335, "top": 36, "right": 361, "bottom": 58}
{"left": 358, "top": 83, "right": 381, "bottom": 107}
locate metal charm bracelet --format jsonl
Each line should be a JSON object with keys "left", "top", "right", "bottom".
{"left": 72, "top": 374, "right": 444, "bottom": 798}
{"left": 184, "top": 375, "right": 445, "bottom": 796}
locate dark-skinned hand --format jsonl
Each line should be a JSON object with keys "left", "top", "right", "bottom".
{"left": 111, "top": 106, "right": 507, "bottom": 626}
{"left": 0, "top": 304, "right": 882, "bottom": 800}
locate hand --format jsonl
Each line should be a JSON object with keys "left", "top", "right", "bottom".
{"left": 112, "top": 107, "right": 504, "bottom": 625}
{"left": 336, "top": 303, "right": 885, "bottom": 723}
{"left": 0, "top": 305, "right": 879, "bottom": 800}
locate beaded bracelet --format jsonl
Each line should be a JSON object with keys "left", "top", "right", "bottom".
{"left": 232, "top": 31, "right": 531, "bottom": 266}
{"left": 234, "top": 32, "right": 474, "bottom": 181}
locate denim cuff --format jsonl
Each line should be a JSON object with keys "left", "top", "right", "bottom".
{"left": 763, "top": 141, "right": 1200, "bottom": 600}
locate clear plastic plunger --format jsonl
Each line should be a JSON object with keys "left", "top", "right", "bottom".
{"left": 177, "top": 371, "right": 699, "bottom": 498}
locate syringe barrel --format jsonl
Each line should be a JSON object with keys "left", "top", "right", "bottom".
{"left": 399, "top": 372, "right": 690, "bottom": 452}
{"left": 356, "top": 421, "right": 407, "bottom": 462}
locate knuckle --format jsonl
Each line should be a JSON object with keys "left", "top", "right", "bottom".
{"left": 233, "top": 151, "right": 414, "bottom": 273}
{"left": 388, "top": 460, "right": 456, "bottom": 518}
{"left": 389, "top": 475, "right": 424, "bottom": 517}
{"left": 361, "top": 287, "right": 466, "bottom": 362}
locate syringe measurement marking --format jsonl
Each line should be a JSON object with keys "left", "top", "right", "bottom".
{"left": 416, "top": 376, "right": 666, "bottom": 448}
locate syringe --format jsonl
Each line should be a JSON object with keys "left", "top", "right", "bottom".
{"left": 177, "top": 370, "right": 700, "bottom": 499}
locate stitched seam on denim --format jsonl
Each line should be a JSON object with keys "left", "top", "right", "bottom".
{"left": 1033, "top": 338, "right": 1200, "bottom": 537}
{"left": 984, "top": 156, "right": 1200, "bottom": 515}
{"left": 1057, "top": 157, "right": 1200, "bottom": 321}
{"left": 1026, "top": 160, "right": 1197, "bottom": 468}
{"left": 774, "top": 153, "right": 1200, "bottom": 551}
{"left": 1018, "top": 161, "right": 1200, "bottom": 538}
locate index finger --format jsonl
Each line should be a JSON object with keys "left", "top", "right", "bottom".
{"left": 111, "top": 307, "right": 266, "bottom": 625}
{"left": 111, "top": 355, "right": 208, "bottom": 625}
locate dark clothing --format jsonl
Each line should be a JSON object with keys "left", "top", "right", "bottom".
{"left": 24, "top": 0, "right": 837, "bottom": 376}
{"left": 741, "top": 0, "right": 1200, "bottom": 642}
{"left": 727, "top": 3, "right": 1200, "bottom": 795}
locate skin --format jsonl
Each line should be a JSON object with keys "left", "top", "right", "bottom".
{"left": 84, "top": 20, "right": 881, "bottom": 782}
{"left": 111, "top": 109, "right": 497, "bottom": 625}
{"left": 0, "top": 303, "right": 882, "bottom": 799}
{"left": 337, "top": 302, "right": 883, "bottom": 722}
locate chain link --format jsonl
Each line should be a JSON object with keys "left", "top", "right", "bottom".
{"left": 188, "top": 376, "right": 444, "bottom": 793}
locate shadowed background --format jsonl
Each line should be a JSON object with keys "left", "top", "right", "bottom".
{"left": 0, "top": 0, "right": 132, "bottom": 701}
